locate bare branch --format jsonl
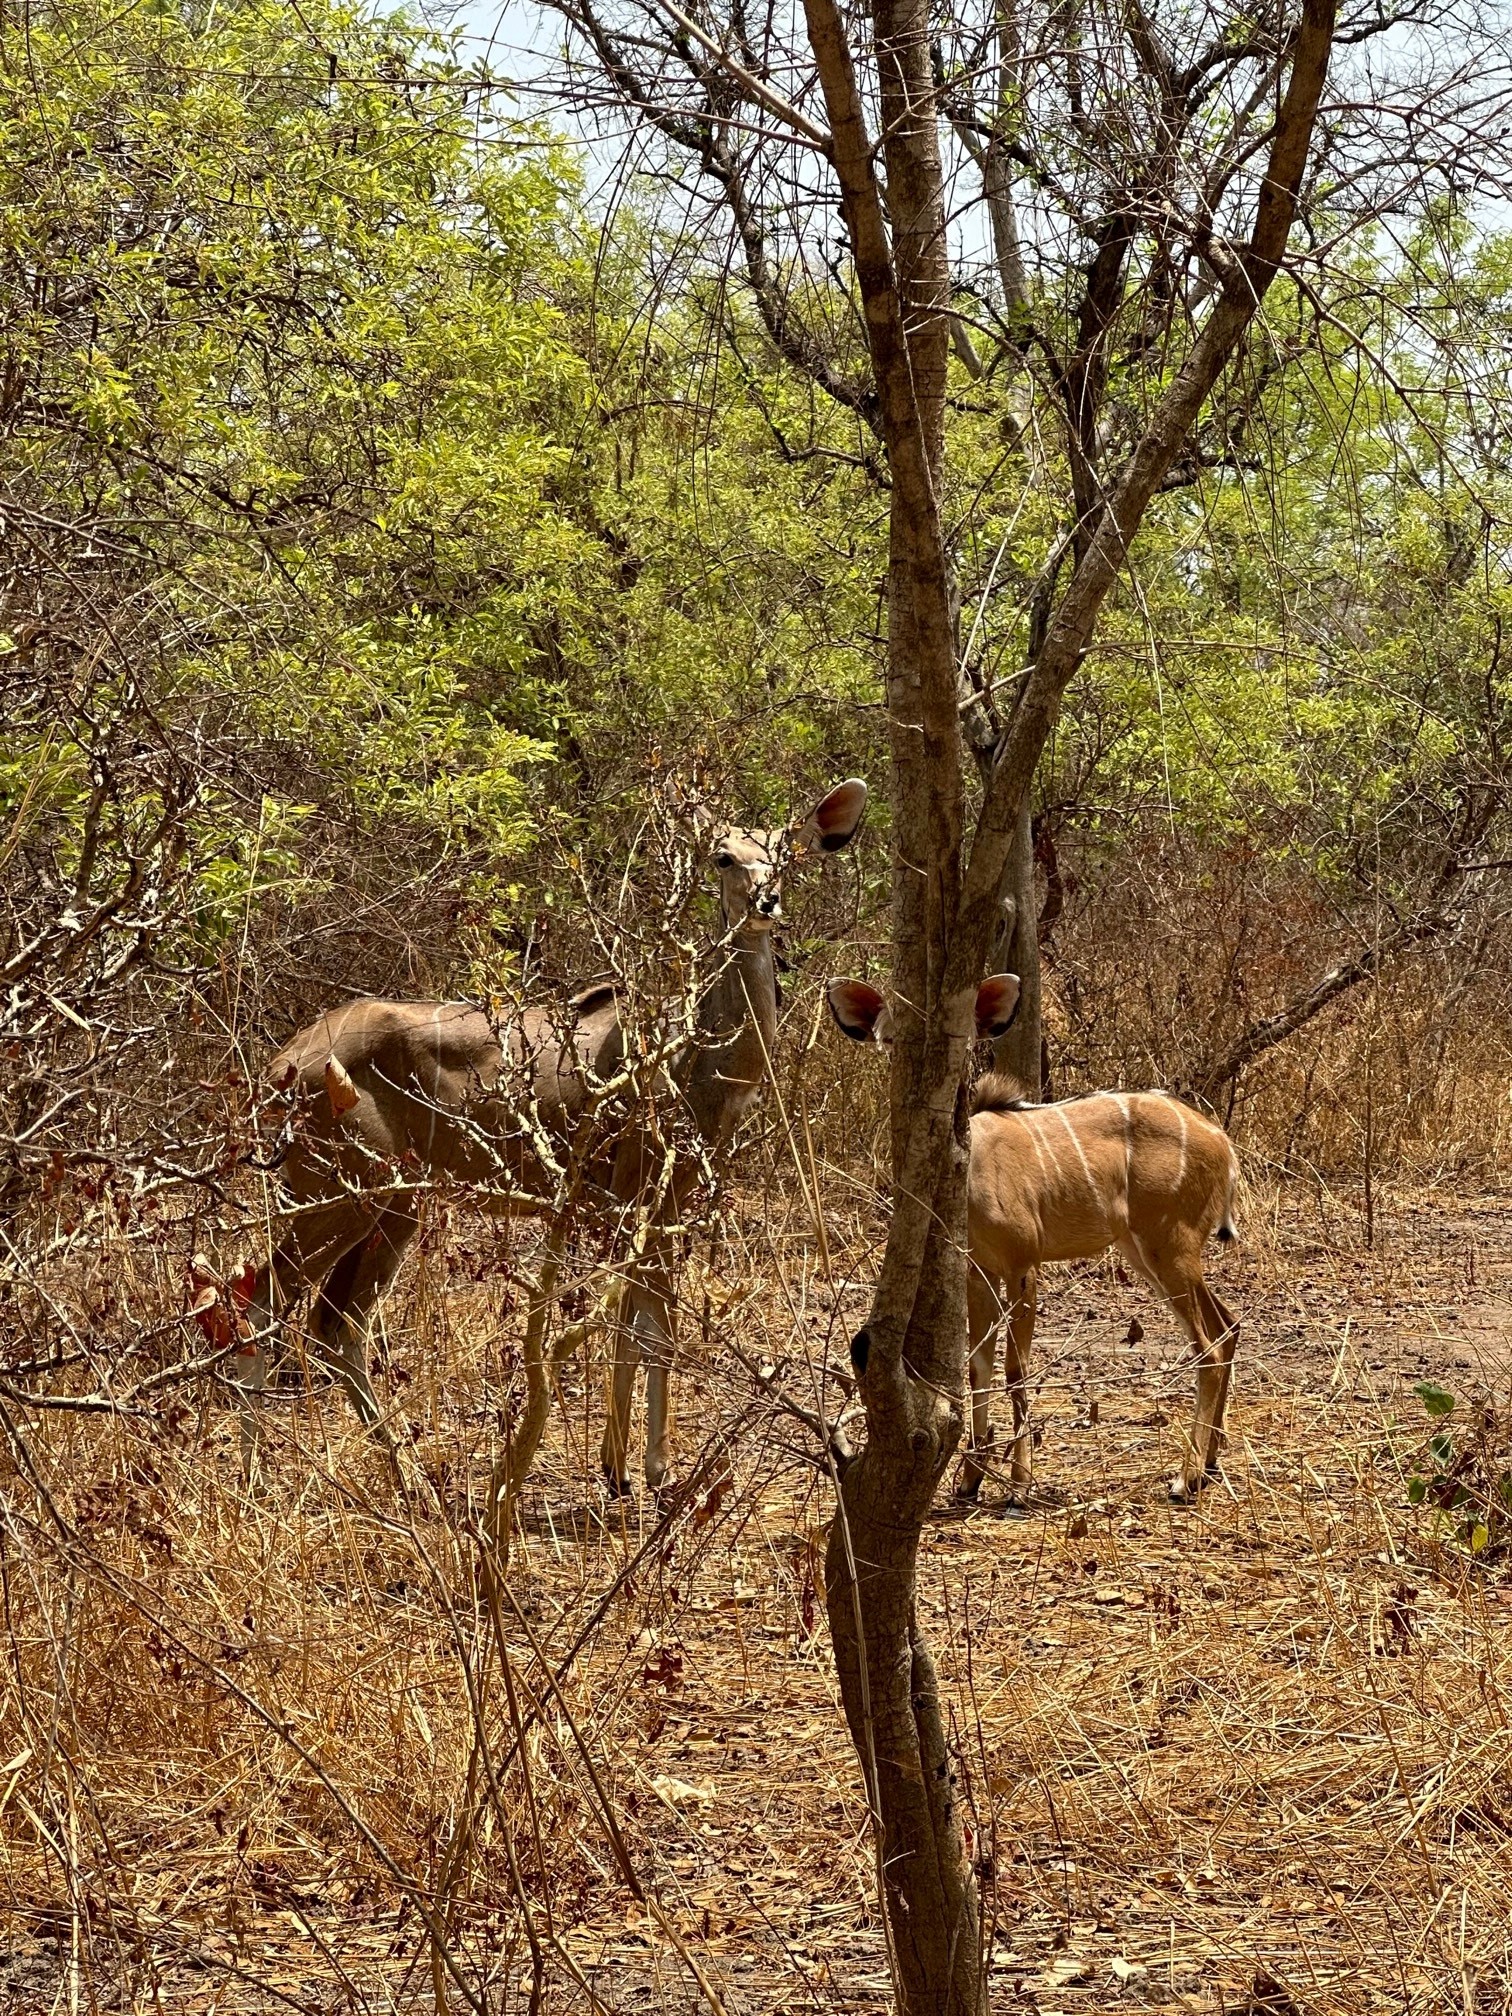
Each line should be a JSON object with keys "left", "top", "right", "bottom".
{"left": 651, "top": 0, "right": 830, "bottom": 147}
{"left": 1189, "top": 906, "right": 1461, "bottom": 1101}
{"left": 955, "top": 0, "right": 1341, "bottom": 986}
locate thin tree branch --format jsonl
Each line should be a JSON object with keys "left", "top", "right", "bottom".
{"left": 953, "top": 0, "right": 1340, "bottom": 990}
{"left": 652, "top": 0, "right": 831, "bottom": 146}
{"left": 1188, "top": 905, "right": 1460, "bottom": 1100}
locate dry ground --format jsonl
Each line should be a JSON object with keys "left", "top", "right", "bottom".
{"left": 3, "top": 1180, "right": 1512, "bottom": 2015}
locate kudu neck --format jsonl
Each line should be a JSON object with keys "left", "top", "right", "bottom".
{"left": 699, "top": 920, "right": 779, "bottom": 1035}
{"left": 683, "top": 919, "right": 780, "bottom": 1150}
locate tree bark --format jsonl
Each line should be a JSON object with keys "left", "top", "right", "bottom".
{"left": 991, "top": 791, "right": 1043, "bottom": 1092}
{"left": 566, "top": 0, "right": 1342, "bottom": 2000}
{"left": 801, "top": 0, "right": 984, "bottom": 2006}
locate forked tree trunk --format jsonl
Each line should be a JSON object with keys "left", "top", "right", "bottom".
{"left": 804, "top": 1, "right": 1337, "bottom": 2007}
{"left": 548, "top": 0, "right": 1343, "bottom": 1985}
{"left": 800, "top": 0, "right": 986, "bottom": 2006}
{"left": 797, "top": 0, "right": 1338, "bottom": 2006}
{"left": 824, "top": 457, "right": 982, "bottom": 2009}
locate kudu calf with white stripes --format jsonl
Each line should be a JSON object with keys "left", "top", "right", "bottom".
{"left": 827, "top": 975, "right": 1241, "bottom": 1503}
{"left": 245, "top": 779, "right": 868, "bottom": 1492}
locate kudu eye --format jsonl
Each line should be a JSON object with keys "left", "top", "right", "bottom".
{"left": 713, "top": 849, "right": 736, "bottom": 870}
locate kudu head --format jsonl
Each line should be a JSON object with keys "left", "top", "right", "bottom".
{"left": 826, "top": 972, "right": 1022, "bottom": 1045}
{"left": 704, "top": 778, "right": 869, "bottom": 935}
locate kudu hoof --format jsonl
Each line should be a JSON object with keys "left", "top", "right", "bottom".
{"left": 602, "top": 1466, "right": 634, "bottom": 1501}
{"left": 1168, "top": 1464, "right": 1221, "bottom": 1506}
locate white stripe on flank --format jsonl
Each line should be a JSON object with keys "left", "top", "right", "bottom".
{"left": 1053, "top": 1102, "right": 1097, "bottom": 1194}
{"left": 1019, "top": 1112, "right": 1051, "bottom": 1178}
{"left": 1174, "top": 1100, "right": 1189, "bottom": 1189}
{"left": 1114, "top": 1093, "right": 1133, "bottom": 1187}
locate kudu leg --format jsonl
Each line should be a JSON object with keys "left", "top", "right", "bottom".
{"left": 242, "top": 1201, "right": 374, "bottom": 1474}
{"left": 957, "top": 1267, "right": 1037, "bottom": 1501}
{"left": 637, "top": 1271, "right": 677, "bottom": 1495}
{"left": 1192, "top": 1280, "right": 1240, "bottom": 1475}
{"left": 236, "top": 1303, "right": 271, "bottom": 1479}
{"left": 599, "top": 1261, "right": 677, "bottom": 1496}
{"left": 600, "top": 1286, "right": 639, "bottom": 1497}
{"left": 1003, "top": 1269, "right": 1038, "bottom": 1490}
{"left": 307, "top": 1204, "right": 419, "bottom": 1450}
{"left": 1125, "top": 1237, "right": 1238, "bottom": 1502}
{"left": 956, "top": 1268, "right": 1004, "bottom": 1502}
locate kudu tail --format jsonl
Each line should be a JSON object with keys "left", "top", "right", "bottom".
{"left": 1215, "top": 1151, "right": 1240, "bottom": 1245}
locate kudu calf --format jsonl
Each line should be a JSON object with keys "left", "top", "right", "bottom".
{"left": 245, "top": 779, "right": 868, "bottom": 1490}
{"left": 827, "top": 975, "right": 1240, "bottom": 1503}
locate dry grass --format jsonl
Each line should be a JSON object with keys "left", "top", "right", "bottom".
{"left": 3, "top": 1132, "right": 1512, "bottom": 2013}
{"left": 1047, "top": 840, "right": 1512, "bottom": 1192}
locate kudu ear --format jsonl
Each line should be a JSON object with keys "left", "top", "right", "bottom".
{"left": 826, "top": 978, "right": 892, "bottom": 1044}
{"left": 793, "top": 778, "right": 868, "bottom": 853}
{"left": 975, "top": 974, "right": 1022, "bottom": 1040}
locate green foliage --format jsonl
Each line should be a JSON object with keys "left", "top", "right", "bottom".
{"left": 943, "top": 222, "right": 1512, "bottom": 924}
{"left": 7, "top": 0, "right": 1511, "bottom": 1059}
{"left": 1403, "top": 1380, "right": 1512, "bottom": 1561}
{"left": 191, "top": 798, "right": 314, "bottom": 947}
{"left": 1415, "top": 1380, "right": 1457, "bottom": 1419}
{"left": 583, "top": 252, "right": 887, "bottom": 819}
{"left": 2, "top": 0, "right": 595, "bottom": 954}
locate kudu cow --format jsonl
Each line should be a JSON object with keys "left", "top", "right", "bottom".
{"left": 244, "top": 779, "right": 868, "bottom": 1490}
{"left": 827, "top": 974, "right": 1240, "bottom": 1503}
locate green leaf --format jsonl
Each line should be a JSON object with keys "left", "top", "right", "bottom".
{"left": 1415, "top": 1380, "right": 1457, "bottom": 1418}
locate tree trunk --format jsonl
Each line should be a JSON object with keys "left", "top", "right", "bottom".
{"left": 827, "top": 1411, "right": 983, "bottom": 2011}
{"left": 801, "top": 0, "right": 984, "bottom": 2004}
{"left": 991, "top": 790, "right": 1043, "bottom": 1092}
{"left": 807, "top": 2, "right": 1335, "bottom": 2006}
